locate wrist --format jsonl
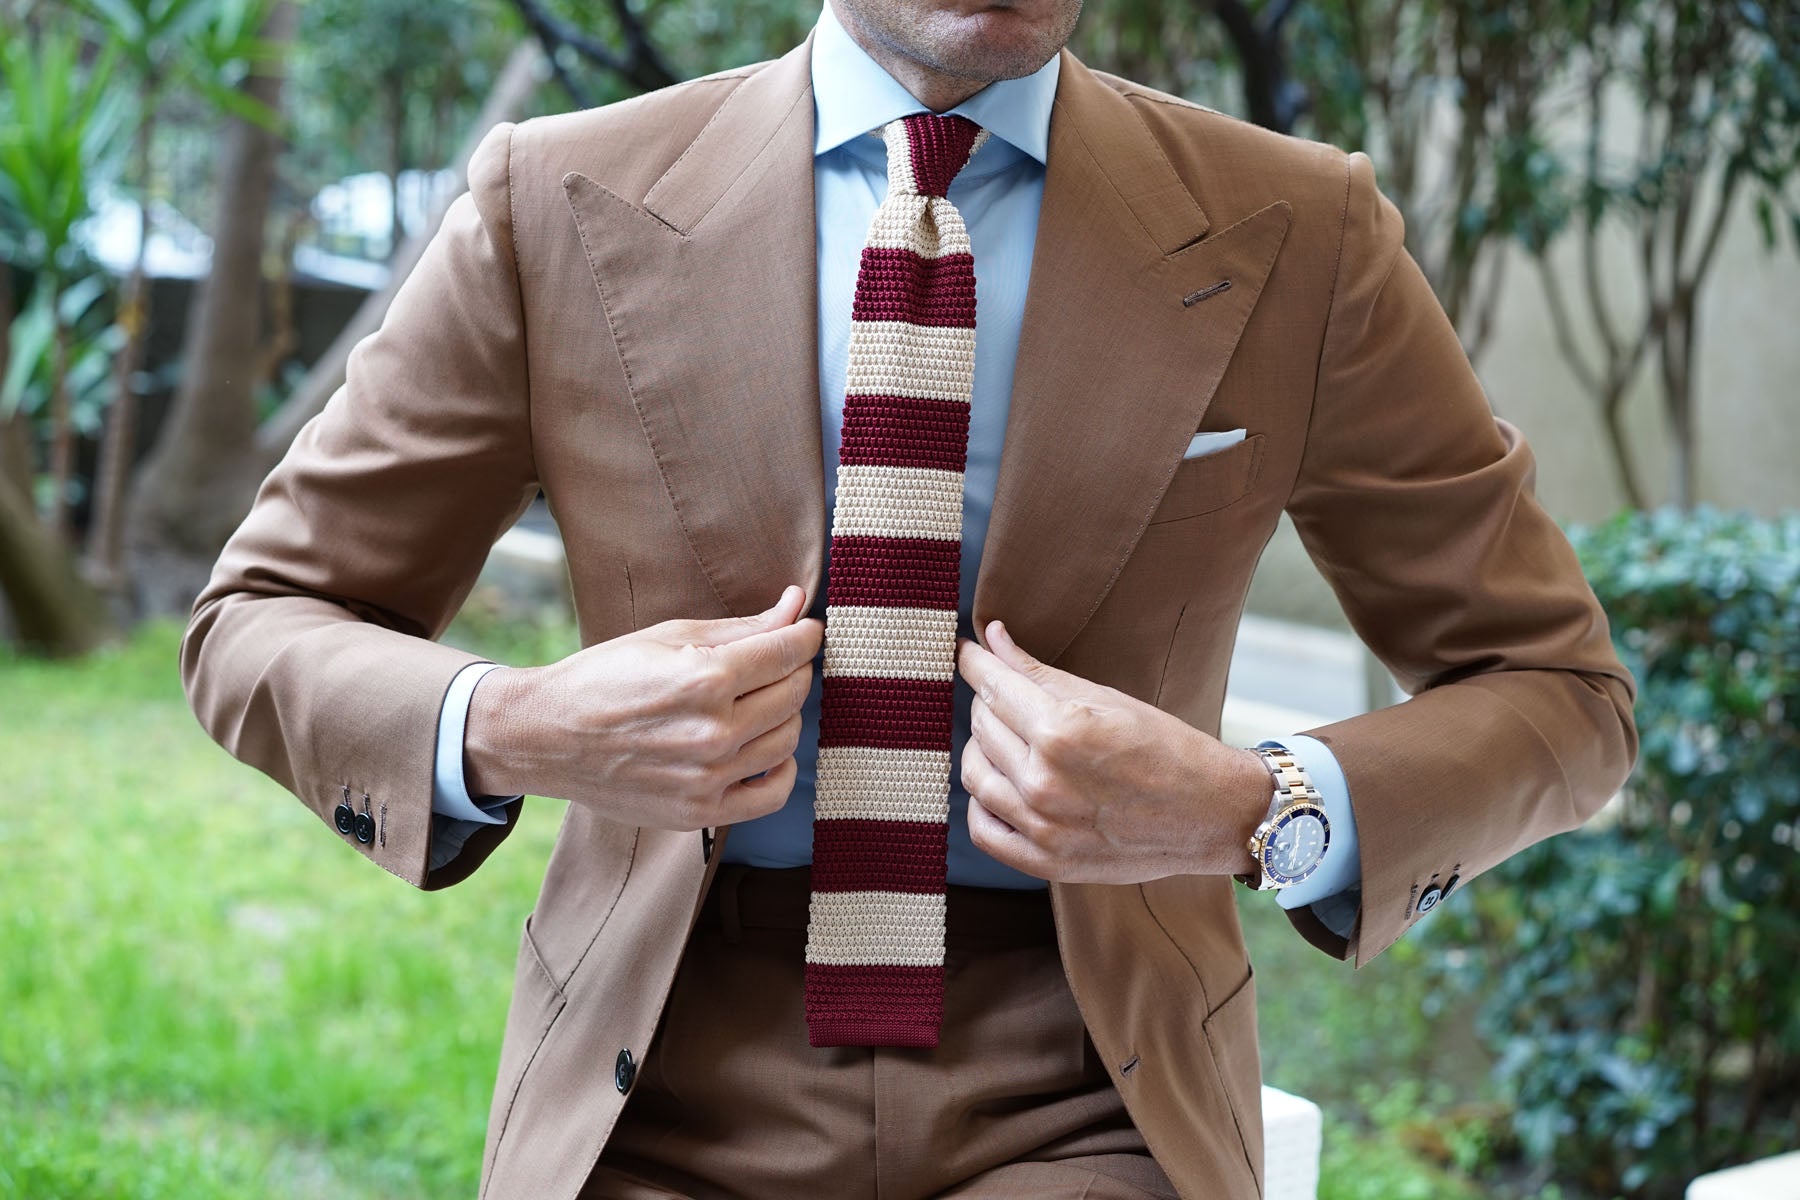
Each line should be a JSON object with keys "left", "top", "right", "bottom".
{"left": 1225, "top": 745, "right": 1272, "bottom": 877}
{"left": 1186, "top": 734, "right": 1273, "bottom": 877}
{"left": 464, "top": 664, "right": 536, "bottom": 798}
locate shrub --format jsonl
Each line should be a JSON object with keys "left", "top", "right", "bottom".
{"left": 1433, "top": 506, "right": 1800, "bottom": 1198}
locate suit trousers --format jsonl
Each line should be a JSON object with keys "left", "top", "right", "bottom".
{"left": 582, "top": 864, "right": 1179, "bottom": 1200}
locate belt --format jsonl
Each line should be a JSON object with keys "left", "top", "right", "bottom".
{"left": 698, "top": 864, "right": 1058, "bottom": 950}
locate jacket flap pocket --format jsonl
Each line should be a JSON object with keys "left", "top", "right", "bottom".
{"left": 1149, "top": 432, "right": 1266, "bottom": 524}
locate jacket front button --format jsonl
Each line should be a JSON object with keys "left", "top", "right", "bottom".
{"left": 614, "top": 1048, "right": 637, "bottom": 1095}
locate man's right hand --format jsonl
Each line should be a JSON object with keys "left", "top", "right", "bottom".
{"left": 463, "top": 585, "right": 821, "bottom": 831}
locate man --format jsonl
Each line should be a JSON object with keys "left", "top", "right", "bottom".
{"left": 181, "top": 0, "right": 1637, "bottom": 1195}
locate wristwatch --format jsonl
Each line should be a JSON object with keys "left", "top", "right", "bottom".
{"left": 1236, "top": 744, "right": 1331, "bottom": 891}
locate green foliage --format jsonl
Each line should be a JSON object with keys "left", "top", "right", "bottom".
{"left": 1, "top": 270, "right": 123, "bottom": 429}
{"left": 1069, "top": 0, "right": 1237, "bottom": 109}
{"left": 0, "top": 0, "right": 286, "bottom": 540}
{"left": 1242, "top": 895, "right": 1482, "bottom": 1109}
{"left": 443, "top": 589, "right": 581, "bottom": 667}
{"left": 77, "top": 0, "right": 285, "bottom": 128}
{"left": 0, "top": 21, "right": 127, "bottom": 277}
{"left": 1434, "top": 506, "right": 1800, "bottom": 1198}
{"left": 1603, "top": 0, "right": 1800, "bottom": 248}
{"left": 499, "top": 0, "right": 820, "bottom": 118}
{"left": 1236, "top": 895, "right": 1501, "bottom": 1198}
{"left": 1317, "top": 1081, "right": 1492, "bottom": 1200}
{"left": 290, "top": 0, "right": 524, "bottom": 211}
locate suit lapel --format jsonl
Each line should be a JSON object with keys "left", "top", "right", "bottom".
{"left": 562, "top": 38, "right": 826, "bottom": 618}
{"left": 972, "top": 54, "right": 1293, "bottom": 664}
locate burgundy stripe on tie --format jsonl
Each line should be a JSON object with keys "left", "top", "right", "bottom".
{"left": 817, "top": 677, "right": 956, "bottom": 750}
{"left": 805, "top": 112, "right": 989, "bottom": 1049}
{"left": 838, "top": 395, "right": 973, "bottom": 472}
{"left": 851, "top": 250, "right": 979, "bottom": 326}
{"left": 804, "top": 963, "right": 945, "bottom": 1049}
{"left": 825, "top": 535, "right": 963, "bottom": 609}
{"left": 810, "top": 820, "right": 951, "bottom": 893}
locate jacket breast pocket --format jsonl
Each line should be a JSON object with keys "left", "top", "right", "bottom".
{"left": 1148, "top": 432, "right": 1266, "bottom": 525}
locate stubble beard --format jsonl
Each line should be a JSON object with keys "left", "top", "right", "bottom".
{"left": 850, "top": 2, "right": 1083, "bottom": 86}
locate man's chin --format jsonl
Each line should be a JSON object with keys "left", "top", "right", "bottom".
{"left": 920, "top": 21, "right": 1065, "bottom": 82}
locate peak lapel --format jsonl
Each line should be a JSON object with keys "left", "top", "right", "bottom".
{"left": 972, "top": 54, "right": 1292, "bottom": 663}
{"left": 562, "top": 38, "right": 825, "bottom": 618}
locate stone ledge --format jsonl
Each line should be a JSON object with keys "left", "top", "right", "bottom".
{"left": 1688, "top": 1151, "right": 1800, "bottom": 1200}
{"left": 1262, "top": 1084, "right": 1322, "bottom": 1200}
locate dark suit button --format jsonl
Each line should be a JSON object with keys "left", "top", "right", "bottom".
{"left": 614, "top": 1048, "right": 637, "bottom": 1094}
{"left": 334, "top": 803, "right": 355, "bottom": 835}
{"left": 353, "top": 811, "right": 375, "bottom": 844}
{"left": 1442, "top": 873, "right": 1460, "bottom": 898}
{"left": 701, "top": 828, "right": 715, "bottom": 863}
{"left": 1416, "top": 885, "right": 1444, "bottom": 914}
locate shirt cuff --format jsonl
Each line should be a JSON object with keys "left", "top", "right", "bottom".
{"left": 1266, "top": 733, "right": 1362, "bottom": 938}
{"left": 432, "top": 660, "right": 520, "bottom": 825}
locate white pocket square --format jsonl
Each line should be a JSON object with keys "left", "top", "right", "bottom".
{"left": 1183, "top": 428, "right": 1247, "bottom": 460}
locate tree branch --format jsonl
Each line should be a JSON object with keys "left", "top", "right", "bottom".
{"left": 1684, "top": 159, "right": 1744, "bottom": 295}
{"left": 1535, "top": 253, "right": 1599, "bottom": 396}
{"left": 1580, "top": 54, "right": 1624, "bottom": 363}
{"left": 509, "top": 0, "right": 677, "bottom": 101}
{"left": 1205, "top": 0, "right": 1303, "bottom": 133}
{"left": 1462, "top": 242, "right": 1507, "bottom": 365}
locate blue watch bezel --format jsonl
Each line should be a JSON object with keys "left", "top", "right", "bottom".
{"left": 1260, "top": 801, "right": 1331, "bottom": 885}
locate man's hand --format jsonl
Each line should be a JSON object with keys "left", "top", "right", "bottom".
{"left": 956, "top": 620, "right": 1272, "bottom": 884}
{"left": 464, "top": 585, "right": 822, "bottom": 831}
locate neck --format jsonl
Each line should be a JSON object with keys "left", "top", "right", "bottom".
{"left": 830, "top": 5, "right": 990, "bottom": 113}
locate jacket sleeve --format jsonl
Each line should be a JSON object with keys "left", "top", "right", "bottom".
{"left": 1281, "top": 150, "right": 1638, "bottom": 965}
{"left": 180, "top": 120, "right": 538, "bottom": 890}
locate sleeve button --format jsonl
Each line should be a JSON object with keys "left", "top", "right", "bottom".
{"left": 614, "top": 1048, "right": 637, "bottom": 1095}
{"left": 353, "top": 811, "right": 375, "bottom": 845}
{"left": 1416, "top": 885, "right": 1444, "bottom": 914}
{"left": 333, "top": 803, "right": 356, "bottom": 836}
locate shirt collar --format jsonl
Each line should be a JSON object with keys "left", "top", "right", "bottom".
{"left": 810, "top": 0, "right": 1059, "bottom": 165}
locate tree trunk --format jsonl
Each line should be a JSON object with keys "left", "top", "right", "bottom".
{"left": 388, "top": 74, "right": 406, "bottom": 257}
{"left": 1663, "top": 292, "right": 1698, "bottom": 510}
{"left": 0, "top": 416, "right": 30, "bottom": 506}
{"left": 1208, "top": 0, "right": 1301, "bottom": 134}
{"left": 45, "top": 293, "right": 74, "bottom": 544}
{"left": 253, "top": 38, "right": 544, "bottom": 461}
{"left": 85, "top": 107, "right": 156, "bottom": 596}
{"left": 0, "top": 454, "right": 114, "bottom": 656}
{"left": 124, "top": 0, "right": 297, "bottom": 616}
{"left": 0, "top": 262, "right": 31, "bottom": 508}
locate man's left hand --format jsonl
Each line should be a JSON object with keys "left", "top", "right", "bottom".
{"left": 956, "top": 620, "right": 1272, "bottom": 885}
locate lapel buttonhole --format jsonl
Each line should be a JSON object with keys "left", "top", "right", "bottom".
{"left": 1182, "top": 279, "right": 1232, "bottom": 307}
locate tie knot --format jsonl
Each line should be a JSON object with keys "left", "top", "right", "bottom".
{"left": 882, "top": 113, "right": 987, "bottom": 198}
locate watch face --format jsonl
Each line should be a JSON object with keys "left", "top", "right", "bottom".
{"left": 1265, "top": 808, "right": 1329, "bottom": 882}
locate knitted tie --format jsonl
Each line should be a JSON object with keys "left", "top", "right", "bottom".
{"left": 805, "top": 113, "right": 989, "bottom": 1050}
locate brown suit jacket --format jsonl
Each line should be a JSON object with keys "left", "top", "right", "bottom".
{"left": 181, "top": 32, "right": 1637, "bottom": 1200}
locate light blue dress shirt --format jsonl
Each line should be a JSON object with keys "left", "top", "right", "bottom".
{"left": 429, "top": 1, "right": 1363, "bottom": 931}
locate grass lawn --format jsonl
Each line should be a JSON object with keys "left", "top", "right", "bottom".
{"left": 1, "top": 618, "right": 1491, "bottom": 1198}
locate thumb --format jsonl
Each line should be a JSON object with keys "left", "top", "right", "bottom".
{"left": 687, "top": 585, "right": 809, "bottom": 647}
{"left": 985, "top": 619, "right": 1078, "bottom": 698}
